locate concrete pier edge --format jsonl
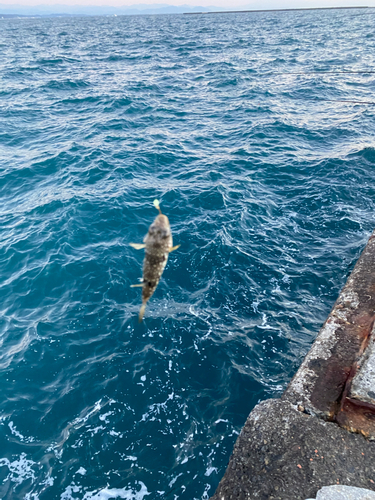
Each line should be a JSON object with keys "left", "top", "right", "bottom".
{"left": 210, "top": 231, "right": 375, "bottom": 500}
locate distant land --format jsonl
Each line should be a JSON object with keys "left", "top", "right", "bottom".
{"left": 0, "top": 2, "right": 372, "bottom": 17}
{"left": 185, "top": 5, "right": 369, "bottom": 13}
{"left": 0, "top": 3, "right": 217, "bottom": 16}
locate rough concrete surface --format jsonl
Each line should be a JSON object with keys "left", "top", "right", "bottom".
{"left": 283, "top": 231, "right": 375, "bottom": 422}
{"left": 306, "top": 484, "right": 375, "bottom": 500}
{"left": 351, "top": 334, "right": 375, "bottom": 406}
{"left": 210, "top": 231, "right": 375, "bottom": 500}
{"left": 210, "top": 399, "right": 375, "bottom": 500}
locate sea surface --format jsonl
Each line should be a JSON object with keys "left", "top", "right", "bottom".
{"left": 1, "top": 7, "right": 375, "bottom": 499}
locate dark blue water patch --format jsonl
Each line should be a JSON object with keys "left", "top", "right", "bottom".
{"left": 41, "top": 79, "right": 91, "bottom": 91}
{"left": 38, "top": 55, "right": 80, "bottom": 65}
{"left": 356, "top": 146, "right": 375, "bottom": 163}
{"left": 51, "top": 95, "right": 109, "bottom": 113}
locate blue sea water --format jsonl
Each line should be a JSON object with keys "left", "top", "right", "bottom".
{"left": 1, "top": 7, "right": 375, "bottom": 499}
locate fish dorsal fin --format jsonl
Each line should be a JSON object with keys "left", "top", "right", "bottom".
{"left": 153, "top": 199, "right": 162, "bottom": 215}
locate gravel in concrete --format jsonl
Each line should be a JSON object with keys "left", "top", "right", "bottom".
{"left": 210, "top": 232, "right": 375, "bottom": 500}
{"left": 283, "top": 231, "right": 375, "bottom": 423}
{"left": 351, "top": 334, "right": 375, "bottom": 406}
{"left": 210, "top": 399, "right": 375, "bottom": 500}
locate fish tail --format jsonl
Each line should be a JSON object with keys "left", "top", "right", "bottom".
{"left": 153, "top": 199, "right": 162, "bottom": 214}
{"left": 138, "top": 303, "right": 147, "bottom": 322}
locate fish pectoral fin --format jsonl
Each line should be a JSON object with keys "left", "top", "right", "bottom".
{"left": 169, "top": 244, "right": 180, "bottom": 252}
{"left": 130, "top": 283, "right": 144, "bottom": 287}
{"left": 130, "top": 243, "right": 146, "bottom": 250}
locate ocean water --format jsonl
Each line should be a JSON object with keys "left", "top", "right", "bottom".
{"left": 1, "top": 7, "right": 375, "bottom": 499}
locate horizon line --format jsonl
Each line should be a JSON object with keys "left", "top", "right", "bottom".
{"left": 184, "top": 5, "right": 370, "bottom": 14}
{"left": 0, "top": 4, "right": 372, "bottom": 17}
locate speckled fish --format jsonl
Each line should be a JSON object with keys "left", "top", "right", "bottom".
{"left": 130, "top": 199, "right": 179, "bottom": 321}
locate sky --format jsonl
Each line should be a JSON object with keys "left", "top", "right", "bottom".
{"left": 0, "top": 0, "right": 373, "bottom": 13}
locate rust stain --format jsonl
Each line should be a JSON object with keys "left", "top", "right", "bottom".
{"left": 283, "top": 230, "right": 375, "bottom": 437}
{"left": 309, "top": 309, "right": 374, "bottom": 425}
{"left": 332, "top": 312, "right": 375, "bottom": 437}
{"left": 335, "top": 398, "right": 375, "bottom": 439}
{"left": 351, "top": 312, "right": 375, "bottom": 337}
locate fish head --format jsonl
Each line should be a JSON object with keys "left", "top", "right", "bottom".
{"left": 147, "top": 214, "right": 171, "bottom": 240}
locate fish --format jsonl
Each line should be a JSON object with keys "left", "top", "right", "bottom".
{"left": 130, "top": 199, "right": 179, "bottom": 321}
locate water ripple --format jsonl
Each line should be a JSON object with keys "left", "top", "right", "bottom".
{"left": 1, "top": 8, "right": 375, "bottom": 500}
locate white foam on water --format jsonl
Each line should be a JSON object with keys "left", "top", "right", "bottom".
{"left": 204, "top": 466, "right": 218, "bottom": 477}
{"left": 72, "top": 400, "right": 103, "bottom": 427}
{"left": 83, "top": 484, "right": 150, "bottom": 500}
{"left": 201, "top": 483, "right": 212, "bottom": 499}
{"left": 168, "top": 473, "right": 182, "bottom": 488}
{"left": 60, "top": 481, "right": 150, "bottom": 500}
{"left": 0, "top": 452, "right": 36, "bottom": 486}
{"left": 61, "top": 483, "right": 81, "bottom": 499}
{"left": 214, "top": 418, "right": 229, "bottom": 424}
{"left": 70, "top": 439, "right": 84, "bottom": 450}
{"left": 25, "top": 493, "right": 39, "bottom": 500}
{"left": 39, "top": 473, "right": 54, "bottom": 488}
{"left": 251, "top": 300, "right": 260, "bottom": 313}
{"left": 141, "top": 392, "right": 176, "bottom": 422}
{"left": 99, "top": 411, "right": 114, "bottom": 424}
{"left": 87, "top": 425, "right": 105, "bottom": 437}
{"left": 8, "top": 421, "right": 35, "bottom": 443}
{"left": 109, "top": 430, "right": 123, "bottom": 437}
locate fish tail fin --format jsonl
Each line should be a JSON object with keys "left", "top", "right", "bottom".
{"left": 153, "top": 199, "right": 162, "bottom": 215}
{"left": 138, "top": 303, "right": 147, "bottom": 322}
